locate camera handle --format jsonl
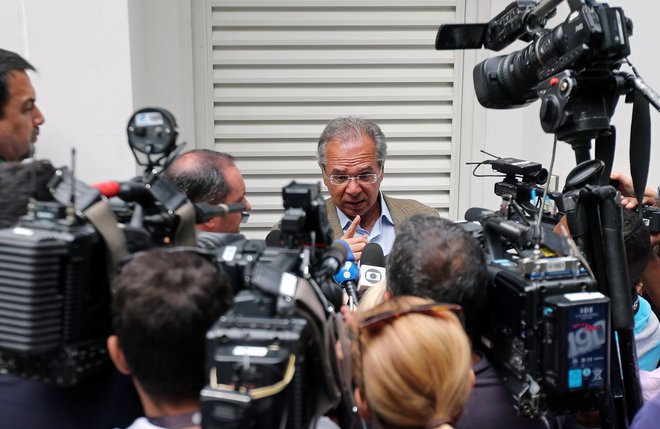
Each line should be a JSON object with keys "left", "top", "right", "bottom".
{"left": 563, "top": 184, "right": 643, "bottom": 427}
{"left": 538, "top": 68, "right": 658, "bottom": 207}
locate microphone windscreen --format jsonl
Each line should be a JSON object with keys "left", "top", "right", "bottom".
{"left": 326, "top": 240, "right": 348, "bottom": 263}
{"left": 334, "top": 239, "right": 355, "bottom": 262}
{"left": 464, "top": 207, "right": 494, "bottom": 222}
{"left": 360, "top": 243, "right": 385, "bottom": 268}
{"left": 265, "top": 230, "right": 283, "bottom": 247}
{"left": 91, "top": 181, "right": 121, "bottom": 198}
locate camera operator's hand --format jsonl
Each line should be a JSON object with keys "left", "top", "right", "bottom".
{"left": 341, "top": 215, "right": 369, "bottom": 262}
{"left": 611, "top": 171, "right": 658, "bottom": 209}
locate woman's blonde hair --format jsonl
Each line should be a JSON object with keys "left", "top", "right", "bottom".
{"left": 357, "top": 281, "right": 387, "bottom": 312}
{"left": 351, "top": 296, "right": 472, "bottom": 429}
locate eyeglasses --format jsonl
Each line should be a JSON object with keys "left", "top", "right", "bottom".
{"left": 325, "top": 169, "right": 382, "bottom": 186}
{"left": 359, "top": 303, "right": 464, "bottom": 332}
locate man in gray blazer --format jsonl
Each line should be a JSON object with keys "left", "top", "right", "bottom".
{"left": 318, "top": 116, "right": 437, "bottom": 260}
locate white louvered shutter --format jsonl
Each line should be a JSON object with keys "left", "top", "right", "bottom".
{"left": 197, "top": 0, "right": 463, "bottom": 238}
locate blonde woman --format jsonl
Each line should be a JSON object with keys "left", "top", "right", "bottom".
{"left": 350, "top": 296, "right": 473, "bottom": 429}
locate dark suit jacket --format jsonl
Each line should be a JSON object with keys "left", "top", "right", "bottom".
{"left": 325, "top": 194, "right": 438, "bottom": 239}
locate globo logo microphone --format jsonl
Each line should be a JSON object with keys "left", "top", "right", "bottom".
{"left": 358, "top": 242, "right": 386, "bottom": 294}
{"left": 363, "top": 268, "right": 383, "bottom": 283}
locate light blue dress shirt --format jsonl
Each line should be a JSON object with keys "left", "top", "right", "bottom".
{"left": 336, "top": 192, "right": 396, "bottom": 255}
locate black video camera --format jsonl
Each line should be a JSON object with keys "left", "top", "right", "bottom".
{"left": 436, "top": 0, "right": 631, "bottom": 110}
{"left": 0, "top": 108, "right": 199, "bottom": 385}
{"left": 200, "top": 182, "right": 352, "bottom": 429}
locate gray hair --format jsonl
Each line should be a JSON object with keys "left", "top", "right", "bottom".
{"left": 317, "top": 117, "right": 387, "bottom": 169}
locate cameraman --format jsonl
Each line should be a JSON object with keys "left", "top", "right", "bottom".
{"left": 385, "top": 214, "right": 547, "bottom": 429}
{"left": 611, "top": 171, "right": 660, "bottom": 310}
{"left": 0, "top": 85, "right": 143, "bottom": 429}
{"left": 107, "top": 248, "right": 233, "bottom": 429}
{"left": 0, "top": 49, "right": 45, "bottom": 162}
{"left": 163, "top": 149, "right": 251, "bottom": 234}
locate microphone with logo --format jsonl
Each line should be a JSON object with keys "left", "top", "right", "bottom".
{"left": 358, "top": 243, "right": 387, "bottom": 296}
{"left": 333, "top": 240, "right": 360, "bottom": 309}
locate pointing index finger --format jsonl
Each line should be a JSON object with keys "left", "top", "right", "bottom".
{"left": 342, "top": 215, "right": 361, "bottom": 239}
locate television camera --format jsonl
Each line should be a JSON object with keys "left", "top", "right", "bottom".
{"left": 0, "top": 107, "right": 199, "bottom": 385}
{"left": 439, "top": 1, "right": 660, "bottom": 426}
{"left": 0, "top": 108, "right": 353, "bottom": 429}
{"left": 199, "top": 182, "right": 355, "bottom": 429}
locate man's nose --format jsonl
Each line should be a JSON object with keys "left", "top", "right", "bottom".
{"left": 244, "top": 198, "right": 252, "bottom": 212}
{"left": 33, "top": 105, "right": 45, "bottom": 126}
{"left": 346, "top": 178, "right": 362, "bottom": 194}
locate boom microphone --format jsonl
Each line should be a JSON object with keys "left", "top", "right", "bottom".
{"left": 465, "top": 207, "right": 530, "bottom": 241}
{"left": 91, "top": 180, "right": 151, "bottom": 202}
{"left": 193, "top": 202, "right": 248, "bottom": 223}
{"left": 334, "top": 239, "right": 355, "bottom": 262}
{"left": 358, "top": 243, "right": 386, "bottom": 294}
{"left": 316, "top": 240, "right": 348, "bottom": 279}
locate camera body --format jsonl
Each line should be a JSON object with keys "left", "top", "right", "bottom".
{"left": 641, "top": 206, "right": 660, "bottom": 233}
{"left": 483, "top": 257, "right": 609, "bottom": 417}
{"left": 0, "top": 204, "right": 111, "bottom": 385}
{"left": 200, "top": 181, "right": 348, "bottom": 429}
{"left": 471, "top": 2, "right": 631, "bottom": 109}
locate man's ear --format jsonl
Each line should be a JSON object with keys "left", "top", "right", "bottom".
{"left": 383, "top": 290, "right": 392, "bottom": 301}
{"left": 107, "top": 335, "right": 131, "bottom": 375}
{"left": 203, "top": 217, "right": 217, "bottom": 231}
{"left": 354, "top": 387, "right": 371, "bottom": 421}
{"left": 321, "top": 166, "right": 330, "bottom": 188}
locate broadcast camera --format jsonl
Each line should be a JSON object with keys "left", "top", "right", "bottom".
{"left": 0, "top": 107, "right": 353, "bottom": 427}
{"left": 441, "top": 1, "right": 660, "bottom": 426}
{"left": 0, "top": 107, "right": 203, "bottom": 385}
{"left": 466, "top": 201, "right": 609, "bottom": 419}
{"left": 199, "top": 183, "right": 354, "bottom": 429}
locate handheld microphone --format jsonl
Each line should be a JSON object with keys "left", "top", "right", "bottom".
{"left": 358, "top": 243, "right": 386, "bottom": 295}
{"left": 333, "top": 260, "right": 360, "bottom": 309}
{"left": 316, "top": 241, "right": 348, "bottom": 279}
{"left": 193, "top": 202, "right": 247, "bottom": 223}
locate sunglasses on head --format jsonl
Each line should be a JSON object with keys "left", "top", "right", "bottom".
{"left": 359, "top": 302, "right": 464, "bottom": 332}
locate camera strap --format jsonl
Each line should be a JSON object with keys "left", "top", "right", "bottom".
{"left": 83, "top": 198, "right": 128, "bottom": 280}
{"left": 594, "top": 127, "right": 615, "bottom": 186}
{"left": 173, "top": 201, "right": 197, "bottom": 246}
{"left": 630, "top": 89, "right": 652, "bottom": 206}
{"left": 294, "top": 280, "right": 354, "bottom": 419}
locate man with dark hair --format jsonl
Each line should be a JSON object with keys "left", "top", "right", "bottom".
{"left": 108, "top": 248, "right": 233, "bottom": 429}
{"left": 386, "top": 214, "right": 546, "bottom": 429}
{"left": 317, "top": 117, "right": 437, "bottom": 260}
{"left": 621, "top": 208, "right": 660, "bottom": 371}
{"left": 0, "top": 49, "right": 45, "bottom": 162}
{"left": 163, "top": 149, "right": 251, "bottom": 233}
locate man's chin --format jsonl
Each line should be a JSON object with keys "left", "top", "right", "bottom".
{"left": 341, "top": 204, "right": 366, "bottom": 217}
